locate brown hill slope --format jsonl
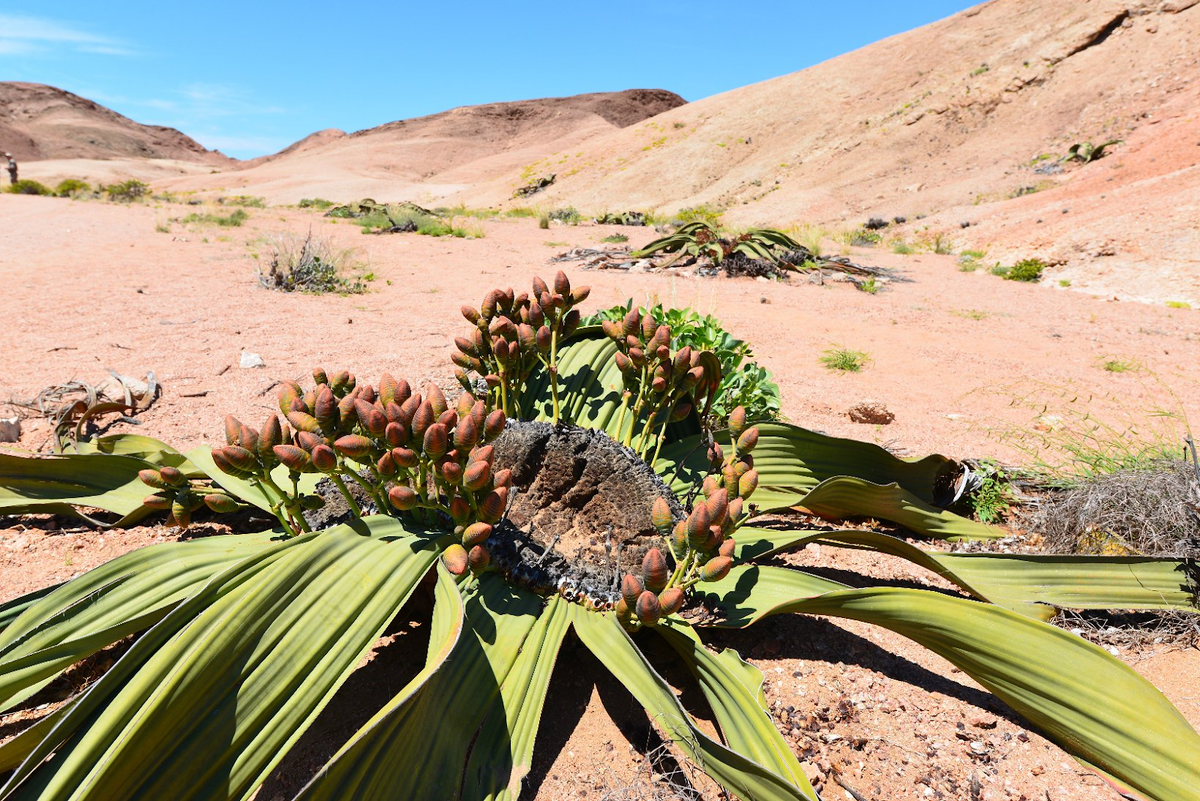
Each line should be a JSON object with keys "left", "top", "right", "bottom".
{"left": 166, "top": 89, "right": 685, "bottom": 202}
{"left": 454, "top": 0, "right": 1199, "bottom": 303}
{"left": 0, "top": 82, "right": 231, "bottom": 165}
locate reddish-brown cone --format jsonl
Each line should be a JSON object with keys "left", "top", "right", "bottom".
{"left": 641, "top": 548, "right": 670, "bottom": 593}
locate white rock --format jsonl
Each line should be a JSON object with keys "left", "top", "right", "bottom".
{"left": 239, "top": 351, "right": 265, "bottom": 369}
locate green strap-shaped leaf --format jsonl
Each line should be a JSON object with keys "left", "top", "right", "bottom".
{"left": 0, "top": 451, "right": 157, "bottom": 526}
{"left": 659, "top": 421, "right": 961, "bottom": 507}
{"left": 520, "top": 330, "right": 624, "bottom": 434}
{"left": 734, "top": 527, "right": 1200, "bottom": 620}
{"left": 0, "top": 700, "right": 75, "bottom": 773}
{"left": 3, "top": 516, "right": 437, "bottom": 801}
{"left": 699, "top": 570, "right": 1200, "bottom": 801}
{"left": 0, "top": 531, "right": 281, "bottom": 712}
{"left": 519, "top": 330, "right": 700, "bottom": 443}
{"left": 657, "top": 426, "right": 999, "bottom": 540}
{"left": 298, "top": 574, "right": 544, "bottom": 800}
{"left": 798, "top": 475, "right": 1002, "bottom": 540}
{"left": 72, "top": 434, "right": 195, "bottom": 470}
{"left": 461, "top": 595, "right": 571, "bottom": 801}
{"left": 0, "top": 584, "right": 63, "bottom": 635}
{"left": 655, "top": 624, "right": 817, "bottom": 797}
{"left": 570, "top": 605, "right": 817, "bottom": 801}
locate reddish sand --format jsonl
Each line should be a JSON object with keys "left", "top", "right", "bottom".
{"left": 1, "top": 194, "right": 1197, "bottom": 799}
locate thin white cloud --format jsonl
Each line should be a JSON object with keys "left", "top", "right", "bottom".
{"left": 0, "top": 14, "right": 133, "bottom": 57}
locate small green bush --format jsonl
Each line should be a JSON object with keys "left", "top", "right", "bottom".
{"left": 181, "top": 209, "right": 248, "bottom": 227}
{"left": 547, "top": 207, "right": 581, "bottom": 225}
{"left": 674, "top": 204, "right": 724, "bottom": 226}
{"left": 103, "top": 179, "right": 150, "bottom": 202}
{"left": 1005, "top": 258, "right": 1046, "bottom": 282}
{"left": 969, "top": 460, "right": 1013, "bottom": 524}
{"left": 820, "top": 347, "right": 870, "bottom": 373}
{"left": 1101, "top": 359, "right": 1138, "bottom": 374}
{"left": 54, "top": 178, "right": 91, "bottom": 197}
{"left": 5, "top": 179, "right": 52, "bottom": 196}
{"left": 585, "top": 302, "right": 782, "bottom": 421}
{"left": 259, "top": 231, "right": 368, "bottom": 295}
{"left": 601, "top": 233, "right": 629, "bottom": 244}
{"left": 298, "top": 198, "right": 335, "bottom": 210}
{"left": 219, "top": 195, "right": 266, "bottom": 208}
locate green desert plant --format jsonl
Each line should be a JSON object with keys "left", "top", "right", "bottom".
{"left": 181, "top": 208, "right": 248, "bottom": 227}
{"left": 3, "top": 179, "right": 51, "bottom": 196}
{"left": 53, "top": 178, "right": 91, "bottom": 197}
{"left": 0, "top": 275, "right": 1198, "bottom": 801}
{"left": 1006, "top": 257, "right": 1047, "bottom": 282}
{"left": 632, "top": 222, "right": 802, "bottom": 267}
{"left": 967, "top": 459, "right": 1014, "bottom": 524}
{"left": 601, "top": 233, "right": 629, "bottom": 244}
{"left": 1102, "top": 358, "right": 1139, "bottom": 374}
{"left": 101, "top": 179, "right": 150, "bottom": 202}
{"left": 218, "top": 194, "right": 266, "bottom": 208}
{"left": 1061, "top": 139, "right": 1123, "bottom": 164}
{"left": 820, "top": 346, "right": 870, "bottom": 373}
{"left": 586, "top": 301, "right": 782, "bottom": 422}
{"left": 547, "top": 207, "right": 581, "bottom": 225}
{"left": 258, "top": 231, "right": 368, "bottom": 294}
{"left": 673, "top": 204, "right": 724, "bottom": 226}
{"left": 297, "top": 197, "right": 335, "bottom": 210}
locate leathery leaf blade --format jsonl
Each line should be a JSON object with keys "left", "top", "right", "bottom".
{"left": 521, "top": 330, "right": 624, "bottom": 435}
{"left": 520, "top": 330, "right": 700, "bottom": 442}
{"left": 298, "top": 573, "right": 544, "bottom": 800}
{"left": 699, "top": 571, "right": 1200, "bottom": 801}
{"left": 71, "top": 434, "right": 195, "bottom": 469}
{"left": 734, "top": 527, "right": 1199, "bottom": 620}
{"left": 296, "top": 562, "right": 466, "bottom": 799}
{"left": 0, "top": 451, "right": 157, "bottom": 526}
{"left": 185, "top": 446, "right": 321, "bottom": 512}
{"left": 571, "top": 605, "right": 818, "bottom": 801}
{"left": 798, "top": 475, "right": 1002, "bottom": 540}
{"left": 656, "top": 624, "right": 816, "bottom": 797}
{"left": 2, "top": 516, "right": 436, "bottom": 801}
{"left": 461, "top": 595, "right": 571, "bottom": 801}
{"left": 658, "top": 421, "right": 961, "bottom": 508}
{"left": 0, "top": 530, "right": 280, "bottom": 712}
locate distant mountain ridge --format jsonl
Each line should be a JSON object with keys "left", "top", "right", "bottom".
{"left": 0, "top": 82, "right": 231, "bottom": 164}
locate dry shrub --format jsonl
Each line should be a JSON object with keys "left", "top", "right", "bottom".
{"left": 1036, "top": 460, "right": 1200, "bottom": 558}
{"left": 1036, "top": 459, "right": 1200, "bottom": 647}
{"left": 259, "top": 230, "right": 367, "bottom": 294}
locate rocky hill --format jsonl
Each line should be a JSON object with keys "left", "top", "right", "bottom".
{"left": 0, "top": 82, "right": 231, "bottom": 165}
{"left": 180, "top": 89, "right": 686, "bottom": 202}
{"left": 454, "top": 0, "right": 1198, "bottom": 302}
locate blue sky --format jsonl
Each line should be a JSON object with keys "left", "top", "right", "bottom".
{"left": 1, "top": 2, "right": 979, "bottom": 159}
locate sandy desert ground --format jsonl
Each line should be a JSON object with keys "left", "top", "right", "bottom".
{"left": 1, "top": 193, "right": 1197, "bottom": 800}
